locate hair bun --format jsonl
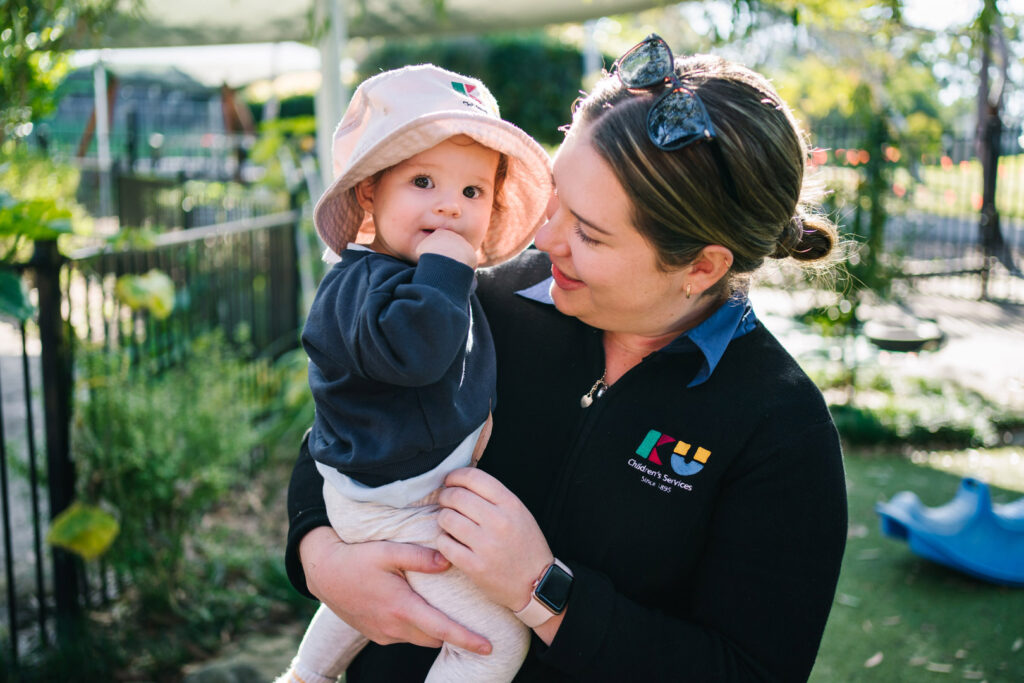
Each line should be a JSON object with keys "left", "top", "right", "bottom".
{"left": 773, "top": 212, "right": 835, "bottom": 262}
{"left": 771, "top": 215, "right": 804, "bottom": 259}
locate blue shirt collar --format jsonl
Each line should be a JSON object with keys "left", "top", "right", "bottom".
{"left": 515, "top": 277, "right": 757, "bottom": 387}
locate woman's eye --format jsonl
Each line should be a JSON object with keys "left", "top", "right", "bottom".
{"left": 413, "top": 176, "right": 433, "bottom": 189}
{"left": 463, "top": 186, "right": 482, "bottom": 199}
{"left": 573, "top": 223, "right": 599, "bottom": 245}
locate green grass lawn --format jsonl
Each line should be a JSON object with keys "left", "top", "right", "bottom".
{"left": 810, "top": 449, "right": 1024, "bottom": 682}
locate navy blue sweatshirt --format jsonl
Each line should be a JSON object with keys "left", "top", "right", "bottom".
{"left": 288, "top": 249, "right": 847, "bottom": 681}
{"left": 302, "top": 248, "right": 496, "bottom": 489}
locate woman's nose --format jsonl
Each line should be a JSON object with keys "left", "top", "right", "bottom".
{"left": 534, "top": 209, "right": 568, "bottom": 256}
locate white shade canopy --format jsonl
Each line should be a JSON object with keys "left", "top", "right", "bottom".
{"left": 74, "top": 0, "right": 668, "bottom": 48}
{"left": 70, "top": 0, "right": 666, "bottom": 215}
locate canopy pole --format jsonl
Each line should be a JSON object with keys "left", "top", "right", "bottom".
{"left": 315, "top": 0, "right": 349, "bottom": 201}
{"left": 93, "top": 59, "right": 113, "bottom": 219}
{"left": 583, "top": 19, "right": 601, "bottom": 86}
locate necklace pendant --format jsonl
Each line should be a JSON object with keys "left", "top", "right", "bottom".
{"left": 580, "top": 370, "right": 607, "bottom": 409}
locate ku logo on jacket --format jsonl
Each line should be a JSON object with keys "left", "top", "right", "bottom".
{"left": 635, "top": 429, "right": 711, "bottom": 476}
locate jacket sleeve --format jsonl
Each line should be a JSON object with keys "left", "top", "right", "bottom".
{"left": 285, "top": 432, "right": 329, "bottom": 600}
{"left": 306, "top": 253, "right": 476, "bottom": 387}
{"left": 538, "top": 420, "right": 847, "bottom": 681}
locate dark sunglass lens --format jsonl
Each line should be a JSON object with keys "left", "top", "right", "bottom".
{"left": 617, "top": 39, "right": 673, "bottom": 88}
{"left": 648, "top": 89, "right": 708, "bottom": 149}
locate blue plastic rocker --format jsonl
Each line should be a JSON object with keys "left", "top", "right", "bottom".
{"left": 876, "top": 477, "right": 1024, "bottom": 587}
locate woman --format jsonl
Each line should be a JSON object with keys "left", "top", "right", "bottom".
{"left": 286, "top": 36, "right": 848, "bottom": 681}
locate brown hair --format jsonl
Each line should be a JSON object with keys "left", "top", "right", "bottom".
{"left": 573, "top": 54, "right": 837, "bottom": 297}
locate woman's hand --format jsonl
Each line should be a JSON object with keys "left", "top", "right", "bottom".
{"left": 299, "top": 526, "right": 493, "bottom": 654}
{"left": 437, "top": 468, "right": 554, "bottom": 612}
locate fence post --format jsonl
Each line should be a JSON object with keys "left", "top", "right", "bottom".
{"left": 269, "top": 208, "right": 300, "bottom": 353}
{"left": 31, "top": 240, "right": 81, "bottom": 638}
{"left": 978, "top": 104, "right": 1002, "bottom": 300}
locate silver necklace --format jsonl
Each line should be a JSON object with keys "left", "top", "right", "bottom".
{"left": 580, "top": 369, "right": 608, "bottom": 408}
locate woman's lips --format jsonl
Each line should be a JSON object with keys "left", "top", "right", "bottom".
{"left": 550, "top": 264, "right": 585, "bottom": 290}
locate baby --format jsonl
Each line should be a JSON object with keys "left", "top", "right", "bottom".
{"left": 278, "top": 64, "right": 551, "bottom": 683}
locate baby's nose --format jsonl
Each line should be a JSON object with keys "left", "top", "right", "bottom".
{"left": 433, "top": 198, "right": 462, "bottom": 218}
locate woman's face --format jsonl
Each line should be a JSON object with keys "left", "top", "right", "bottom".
{"left": 533, "top": 124, "right": 700, "bottom": 339}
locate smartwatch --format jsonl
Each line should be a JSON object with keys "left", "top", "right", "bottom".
{"left": 514, "top": 558, "right": 574, "bottom": 628}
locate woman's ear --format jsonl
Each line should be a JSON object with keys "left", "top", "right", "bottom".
{"left": 686, "top": 245, "right": 733, "bottom": 296}
{"left": 353, "top": 178, "right": 376, "bottom": 213}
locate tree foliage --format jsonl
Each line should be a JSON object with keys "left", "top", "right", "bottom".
{"left": 0, "top": 0, "right": 128, "bottom": 139}
{"left": 358, "top": 34, "right": 584, "bottom": 145}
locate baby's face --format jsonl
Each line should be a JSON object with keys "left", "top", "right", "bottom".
{"left": 359, "top": 135, "right": 500, "bottom": 264}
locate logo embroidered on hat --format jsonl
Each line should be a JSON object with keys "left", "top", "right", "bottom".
{"left": 451, "top": 81, "right": 481, "bottom": 102}
{"left": 451, "top": 81, "right": 497, "bottom": 115}
{"left": 635, "top": 429, "right": 711, "bottom": 476}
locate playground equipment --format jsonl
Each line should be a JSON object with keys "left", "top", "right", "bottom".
{"left": 876, "top": 477, "right": 1024, "bottom": 587}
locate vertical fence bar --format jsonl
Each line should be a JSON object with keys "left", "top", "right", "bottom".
{"left": 32, "top": 240, "right": 80, "bottom": 639}
{"left": 0, "top": 365, "right": 18, "bottom": 664}
{"left": 20, "top": 322, "right": 47, "bottom": 645}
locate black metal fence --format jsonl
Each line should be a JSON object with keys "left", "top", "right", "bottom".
{"left": 0, "top": 210, "right": 303, "bottom": 669}
{"left": 812, "top": 124, "right": 1024, "bottom": 303}
{"left": 73, "top": 162, "right": 287, "bottom": 231}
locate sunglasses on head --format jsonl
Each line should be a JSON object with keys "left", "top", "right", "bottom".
{"left": 611, "top": 34, "right": 738, "bottom": 201}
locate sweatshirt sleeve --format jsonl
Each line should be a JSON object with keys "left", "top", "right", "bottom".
{"left": 304, "top": 253, "right": 476, "bottom": 387}
{"left": 538, "top": 420, "right": 847, "bottom": 681}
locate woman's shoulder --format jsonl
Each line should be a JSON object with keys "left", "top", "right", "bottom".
{"left": 722, "top": 324, "right": 830, "bottom": 413}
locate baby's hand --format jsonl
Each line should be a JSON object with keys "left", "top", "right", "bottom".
{"left": 416, "top": 229, "right": 479, "bottom": 269}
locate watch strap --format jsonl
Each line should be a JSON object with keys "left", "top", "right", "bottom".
{"left": 514, "top": 558, "right": 573, "bottom": 628}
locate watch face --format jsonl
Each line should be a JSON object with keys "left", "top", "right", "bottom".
{"left": 535, "top": 564, "right": 573, "bottom": 613}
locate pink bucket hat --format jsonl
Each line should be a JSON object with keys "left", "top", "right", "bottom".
{"left": 313, "top": 64, "right": 553, "bottom": 266}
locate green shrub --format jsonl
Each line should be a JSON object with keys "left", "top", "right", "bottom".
{"left": 71, "top": 332, "right": 266, "bottom": 611}
{"left": 813, "top": 367, "right": 1017, "bottom": 449}
{"left": 260, "top": 345, "right": 315, "bottom": 449}
{"left": 828, "top": 403, "right": 896, "bottom": 445}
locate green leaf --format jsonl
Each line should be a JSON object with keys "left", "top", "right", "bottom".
{"left": 0, "top": 196, "right": 74, "bottom": 241}
{"left": 115, "top": 269, "right": 176, "bottom": 319}
{"left": 46, "top": 501, "right": 120, "bottom": 561}
{"left": 0, "top": 269, "right": 35, "bottom": 322}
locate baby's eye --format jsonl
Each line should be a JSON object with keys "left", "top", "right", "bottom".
{"left": 462, "top": 186, "right": 483, "bottom": 199}
{"left": 413, "top": 176, "right": 433, "bottom": 189}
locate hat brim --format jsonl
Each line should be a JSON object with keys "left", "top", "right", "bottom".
{"left": 313, "top": 112, "right": 552, "bottom": 267}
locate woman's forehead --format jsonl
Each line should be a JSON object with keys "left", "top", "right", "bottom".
{"left": 553, "top": 126, "right": 634, "bottom": 230}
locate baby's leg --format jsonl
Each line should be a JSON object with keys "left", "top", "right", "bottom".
{"left": 320, "top": 459, "right": 528, "bottom": 682}
{"left": 277, "top": 484, "right": 391, "bottom": 683}
{"left": 408, "top": 564, "right": 530, "bottom": 683}
{"left": 277, "top": 603, "right": 367, "bottom": 683}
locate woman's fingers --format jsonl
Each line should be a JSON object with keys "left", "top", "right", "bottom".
{"left": 437, "top": 469, "right": 553, "bottom": 610}
{"left": 381, "top": 541, "right": 492, "bottom": 651}
{"left": 299, "top": 529, "right": 491, "bottom": 654}
{"left": 443, "top": 467, "right": 511, "bottom": 506}
{"left": 438, "top": 481, "right": 494, "bottom": 529}
{"left": 401, "top": 592, "right": 492, "bottom": 654}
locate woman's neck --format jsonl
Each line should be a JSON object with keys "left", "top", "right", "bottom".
{"left": 601, "top": 297, "right": 722, "bottom": 385}
{"left": 602, "top": 330, "right": 678, "bottom": 385}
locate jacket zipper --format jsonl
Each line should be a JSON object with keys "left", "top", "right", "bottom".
{"left": 539, "top": 348, "right": 667, "bottom": 545}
